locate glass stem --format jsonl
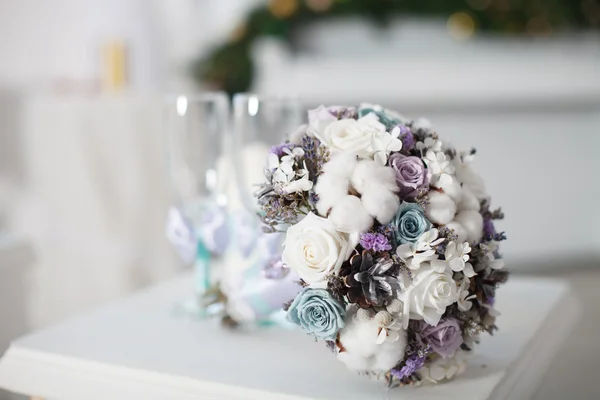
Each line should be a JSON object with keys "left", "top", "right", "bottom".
{"left": 195, "top": 240, "right": 211, "bottom": 295}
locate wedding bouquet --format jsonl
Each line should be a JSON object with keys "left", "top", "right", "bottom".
{"left": 256, "top": 104, "right": 508, "bottom": 386}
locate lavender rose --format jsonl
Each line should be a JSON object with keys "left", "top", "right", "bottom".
{"left": 388, "top": 153, "right": 429, "bottom": 199}
{"left": 419, "top": 318, "right": 463, "bottom": 358}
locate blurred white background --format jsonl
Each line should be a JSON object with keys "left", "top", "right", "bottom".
{"left": 0, "top": 0, "right": 599, "bottom": 367}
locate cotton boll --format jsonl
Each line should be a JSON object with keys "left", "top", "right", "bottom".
{"left": 457, "top": 186, "right": 480, "bottom": 212}
{"left": 314, "top": 176, "right": 348, "bottom": 216}
{"left": 454, "top": 210, "right": 484, "bottom": 243}
{"left": 443, "top": 178, "right": 463, "bottom": 204}
{"left": 351, "top": 160, "right": 397, "bottom": 194}
{"left": 322, "top": 152, "right": 357, "bottom": 179}
{"left": 350, "top": 159, "right": 399, "bottom": 225}
{"left": 360, "top": 186, "right": 400, "bottom": 225}
{"left": 349, "top": 161, "right": 372, "bottom": 194}
{"left": 315, "top": 153, "right": 357, "bottom": 216}
{"left": 337, "top": 310, "right": 407, "bottom": 372}
{"left": 454, "top": 161, "right": 487, "bottom": 201}
{"left": 337, "top": 323, "right": 379, "bottom": 370}
{"left": 444, "top": 221, "right": 468, "bottom": 243}
{"left": 425, "top": 191, "right": 457, "bottom": 225}
{"left": 372, "top": 341, "right": 407, "bottom": 371}
{"left": 329, "top": 195, "right": 373, "bottom": 233}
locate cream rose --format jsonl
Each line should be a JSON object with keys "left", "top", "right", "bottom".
{"left": 282, "top": 213, "right": 357, "bottom": 286}
{"left": 314, "top": 114, "right": 385, "bottom": 158}
{"left": 399, "top": 263, "right": 458, "bottom": 328}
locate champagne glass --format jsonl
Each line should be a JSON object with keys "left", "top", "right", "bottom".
{"left": 222, "top": 93, "right": 303, "bottom": 324}
{"left": 163, "top": 92, "right": 229, "bottom": 314}
{"left": 231, "top": 93, "right": 303, "bottom": 210}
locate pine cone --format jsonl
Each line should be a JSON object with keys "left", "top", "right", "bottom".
{"left": 343, "top": 251, "right": 400, "bottom": 309}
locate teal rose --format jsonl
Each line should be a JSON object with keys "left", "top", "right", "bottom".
{"left": 286, "top": 288, "right": 346, "bottom": 341}
{"left": 392, "top": 202, "right": 432, "bottom": 245}
{"left": 358, "top": 104, "right": 405, "bottom": 130}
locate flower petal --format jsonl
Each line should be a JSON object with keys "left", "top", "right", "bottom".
{"left": 430, "top": 259, "right": 447, "bottom": 273}
{"left": 463, "top": 263, "right": 477, "bottom": 277}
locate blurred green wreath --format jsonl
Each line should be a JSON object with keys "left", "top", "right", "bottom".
{"left": 192, "top": 0, "right": 599, "bottom": 96}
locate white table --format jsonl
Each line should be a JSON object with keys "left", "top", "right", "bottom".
{"left": 0, "top": 236, "right": 34, "bottom": 354}
{"left": 0, "top": 273, "right": 577, "bottom": 400}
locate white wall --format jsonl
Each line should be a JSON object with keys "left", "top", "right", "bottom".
{"left": 428, "top": 110, "right": 600, "bottom": 267}
{"left": 253, "top": 25, "right": 600, "bottom": 269}
{"left": 0, "top": 0, "right": 165, "bottom": 89}
{"left": 0, "top": 0, "right": 262, "bottom": 91}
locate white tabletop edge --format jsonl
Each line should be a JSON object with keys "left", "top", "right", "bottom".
{"left": 0, "top": 345, "right": 308, "bottom": 400}
{"left": 0, "top": 274, "right": 577, "bottom": 400}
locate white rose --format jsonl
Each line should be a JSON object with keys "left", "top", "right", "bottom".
{"left": 399, "top": 264, "right": 458, "bottom": 328}
{"left": 282, "top": 212, "right": 357, "bottom": 286}
{"left": 314, "top": 114, "right": 385, "bottom": 158}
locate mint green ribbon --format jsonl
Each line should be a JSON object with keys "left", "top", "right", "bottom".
{"left": 195, "top": 240, "right": 211, "bottom": 294}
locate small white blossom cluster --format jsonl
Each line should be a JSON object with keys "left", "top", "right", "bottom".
{"left": 267, "top": 147, "right": 313, "bottom": 194}
{"left": 257, "top": 104, "right": 508, "bottom": 387}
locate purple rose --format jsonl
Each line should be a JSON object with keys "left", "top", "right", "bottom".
{"left": 419, "top": 318, "right": 463, "bottom": 358}
{"left": 388, "top": 153, "right": 429, "bottom": 199}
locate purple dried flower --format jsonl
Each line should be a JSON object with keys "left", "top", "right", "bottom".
{"left": 483, "top": 218, "right": 496, "bottom": 238}
{"left": 270, "top": 143, "right": 293, "bottom": 157}
{"left": 359, "top": 233, "right": 392, "bottom": 252}
{"left": 327, "top": 106, "right": 357, "bottom": 119}
{"left": 391, "top": 353, "right": 426, "bottom": 380}
{"left": 296, "top": 135, "right": 330, "bottom": 189}
{"left": 301, "top": 135, "right": 317, "bottom": 152}
{"left": 395, "top": 125, "right": 414, "bottom": 151}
